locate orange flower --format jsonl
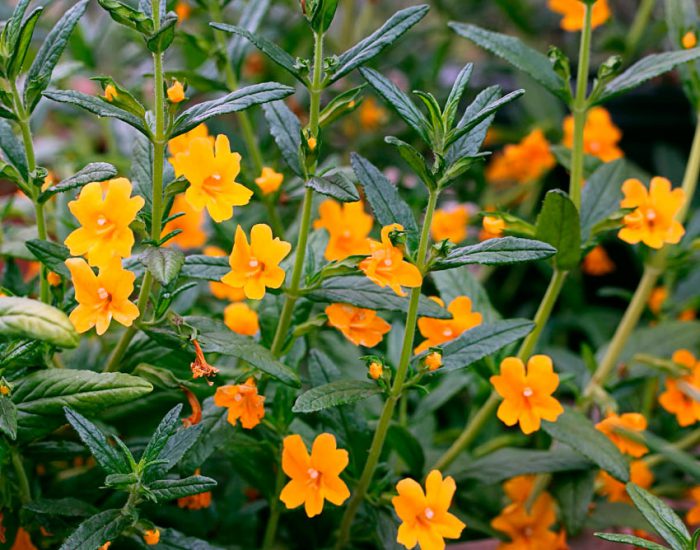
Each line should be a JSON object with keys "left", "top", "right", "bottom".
{"left": 648, "top": 286, "right": 668, "bottom": 315}
{"left": 181, "top": 387, "right": 202, "bottom": 427}
{"left": 104, "top": 84, "right": 117, "bottom": 102}
{"left": 168, "top": 123, "right": 213, "bottom": 157}
{"left": 64, "top": 179, "right": 144, "bottom": 268}
{"left": 255, "top": 167, "right": 284, "bottom": 195}
{"left": 480, "top": 216, "right": 505, "bottom": 241}
{"left": 486, "top": 129, "right": 555, "bottom": 184}
{"left": 490, "top": 355, "right": 564, "bottom": 435}
{"left": 683, "top": 31, "right": 697, "bottom": 49}
{"left": 190, "top": 339, "right": 219, "bottom": 384}
{"left": 279, "top": 433, "right": 350, "bottom": 517}
{"left": 175, "top": 0, "right": 191, "bottom": 21}
{"left": 392, "top": 470, "right": 465, "bottom": 550}
{"left": 143, "top": 529, "right": 160, "bottom": 545}
{"left": 596, "top": 413, "right": 649, "bottom": 457}
{"left": 46, "top": 271, "right": 61, "bottom": 286}
{"left": 224, "top": 302, "right": 260, "bottom": 336}
{"left": 359, "top": 224, "right": 422, "bottom": 297}
{"left": 548, "top": 0, "right": 611, "bottom": 31}
{"left": 358, "top": 97, "right": 387, "bottom": 130}
{"left": 598, "top": 460, "right": 653, "bottom": 503}
{"left": 203, "top": 246, "right": 246, "bottom": 301}
{"left": 425, "top": 351, "right": 442, "bottom": 371}
{"left": 659, "top": 349, "right": 700, "bottom": 427}
{"left": 491, "top": 492, "right": 560, "bottom": 550}
{"left": 214, "top": 377, "right": 264, "bottom": 429}
{"left": 431, "top": 205, "right": 469, "bottom": 244}
{"left": 618, "top": 177, "right": 685, "bottom": 249}
{"left": 167, "top": 80, "right": 186, "bottom": 103}
{"left": 11, "top": 528, "right": 37, "bottom": 550}
{"left": 178, "top": 490, "right": 212, "bottom": 510}
{"left": 98, "top": 543, "right": 111, "bottom": 550}
{"left": 368, "top": 361, "right": 383, "bottom": 380}
{"left": 65, "top": 258, "right": 139, "bottom": 335}
{"left": 582, "top": 245, "right": 614, "bottom": 276}
{"left": 563, "top": 107, "right": 622, "bottom": 162}
{"left": 314, "top": 200, "right": 373, "bottom": 261}
{"left": 687, "top": 486, "right": 700, "bottom": 525}
{"left": 164, "top": 194, "right": 206, "bottom": 249}
{"left": 326, "top": 303, "right": 391, "bottom": 347}
{"left": 307, "top": 136, "right": 318, "bottom": 151}
{"left": 172, "top": 134, "right": 252, "bottom": 222}
{"left": 221, "top": 224, "right": 291, "bottom": 300}
{"left": 415, "top": 296, "right": 482, "bottom": 354}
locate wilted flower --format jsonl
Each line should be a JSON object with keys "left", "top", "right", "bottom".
{"left": 190, "top": 340, "right": 219, "bottom": 384}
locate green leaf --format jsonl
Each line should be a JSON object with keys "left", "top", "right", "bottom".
{"left": 433, "top": 237, "right": 556, "bottom": 270}
{"left": 25, "top": 240, "right": 70, "bottom": 278}
{"left": 449, "top": 22, "right": 571, "bottom": 102}
{"left": 98, "top": 0, "right": 153, "bottom": 33}
{"left": 351, "top": 153, "right": 418, "bottom": 236}
{"left": 42, "top": 90, "right": 149, "bottom": 136}
{"left": 310, "top": 0, "right": 339, "bottom": 32}
{"left": 640, "top": 430, "right": 700, "bottom": 481}
{"left": 188, "top": 317, "right": 301, "bottom": 387}
{"left": 171, "top": 82, "right": 294, "bottom": 137}
{"left": 60, "top": 508, "right": 134, "bottom": 550}
{"left": 38, "top": 162, "right": 118, "bottom": 203}
{"left": 542, "top": 407, "right": 629, "bottom": 482}
{"left": 427, "top": 319, "right": 534, "bottom": 372}
{"left": 332, "top": 5, "right": 430, "bottom": 83}
{"left": 596, "top": 49, "right": 700, "bottom": 103}
{"left": 550, "top": 144, "right": 602, "bottom": 179}
{"left": 1, "top": 0, "right": 32, "bottom": 59}
{"left": 307, "top": 170, "right": 360, "bottom": 202}
{"left": 443, "top": 63, "right": 473, "bottom": 128}
{"left": 6, "top": 7, "right": 43, "bottom": 78}
{"left": 23, "top": 0, "right": 89, "bottom": 112}
{"left": 229, "top": 0, "right": 271, "bottom": 69}
{"left": 180, "top": 398, "right": 234, "bottom": 472}
{"left": 359, "top": 68, "right": 430, "bottom": 143}
{"left": 138, "top": 246, "right": 184, "bottom": 285}
{"left": 552, "top": 469, "right": 596, "bottom": 536}
{"left": 180, "top": 255, "right": 229, "bottom": 281}
{"left": 148, "top": 475, "right": 217, "bottom": 501}
{"left": 626, "top": 483, "right": 690, "bottom": 550}
{"left": 386, "top": 423, "right": 425, "bottom": 477}
{"left": 307, "top": 275, "right": 451, "bottom": 319}
{"left": 0, "top": 296, "right": 78, "bottom": 348}
{"left": 23, "top": 498, "right": 98, "bottom": 519}
{"left": 156, "top": 423, "right": 203, "bottom": 472}
{"left": 580, "top": 159, "right": 627, "bottom": 243}
{"left": 210, "top": 23, "right": 306, "bottom": 83}
{"left": 141, "top": 404, "right": 183, "bottom": 465}
{"left": 535, "top": 189, "right": 581, "bottom": 270}
{"left": 0, "top": 396, "right": 17, "bottom": 440}
{"left": 12, "top": 369, "right": 152, "bottom": 441}
{"left": 385, "top": 136, "right": 434, "bottom": 188}
{"left": 293, "top": 380, "right": 382, "bottom": 413}
{"left": 446, "top": 85, "right": 501, "bottom": 162}
{"left": 433, "top": 266, "right": 500, "bottom": 323}
{"left": 0, "top": 119, "right": 29, "bottom": 181}
{"left": 594, "top": 533, "right": 669, "bottom": 550}
{"left": 154, "top": 528, "right": 226, "bottom": 550}
{"left": 63, "top": 408, "right": 131, "bottom": 474}
{"left": 146, "top": 12, "right": 177, "bottom": 53}
{"left": 262, "top": 100, "right": 303, "bottom": 177}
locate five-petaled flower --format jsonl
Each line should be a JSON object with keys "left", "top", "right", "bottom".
{"left": 618, "top": 177, "right": 685, "bottom": 249}
{"left": 359, "top": 224, "right": 422, "bottom": 297}
{"left": 172, "top": 134, "right": 253, "bottom": 222}
{"left": 415, "top": 296, "right": 482, "bottom": 354}
{"left": 325, "top": 303, "right": 391, "bottom": 347}
{"left": 430, "top": 205, "right": 469, "bottom": 244}
{"left": 169, "top": 123, "right": 213, "bottom": 158}
{"left": 214, "top": 377, "right": 265, "bottom": 429}
{"left": 255, "top": 167, "right": 284, "bottom": 195}
{"left": 486, "top": 129, "right": 555, "bottom": 185}
{"left": 204, "top": 245, "right": 247, "bottom": 301}
{"left": 64, "top": 178, "right": 144, "bottom": 268}
{"left": 164, "top": 194, "right": 206, "bottom": 249}
{"left": 392, "top": 469, "right": 465, "bottom": 550}
{"left": 563, "top": 106, "right": 622, "bottom": 162}
{"left": 65, "top": 257, "right": 139, "bottom": 335}
{"left": 490, "top": 355, "right": 564, "bottom": 434}
{"left": 221, "top": 224, "right": 291, "bottom": 300}
{"left": 279, "top": 433, "right": 350, "bottom": 517}
{"left": 314, "top": 200, "right": 373, "bottom": 261}
{"left": 224, "top": 302, "right": 260, "bottom": 336}
{"left": 659, "top": 349, "right": 700, "bottom": 427}
{"left": 548, "top": 0, "right": 611, "bottom": 32}
{"left": 595, "top": 412, "right": 649, "bottom": 457}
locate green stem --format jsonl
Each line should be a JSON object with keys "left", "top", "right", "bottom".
{"left": 262, "top": 466, "right": 286, "bottom": 549}
{"left": 11, "top": 448, "right": 31, "bottom": 504}
{"left": 335, "top": 189, "right": 438, "bottom": 549}
{"left": 625, "top": 0, "right": 656, "bottom": 61}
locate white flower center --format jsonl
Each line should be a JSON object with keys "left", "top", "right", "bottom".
{"left": 342, "top": 230, "right": 351, "bottom": 239}
{"left": 307, "top": 468, "right": 319, "bottom": 480}
{"left": 248, "top": 258, "right": 259, "bottom": 268}
{"left": 97, "top": 216, "right": 107, "bottom": 226}
{"left": 234, "top": 393, "right": 242, "bottom": 402}
{"left": 523, "top": 387, "right": 534, "bottom": 398}
{"left": 211, "top": 173, "right": 222, "bottom": 181}
{"left": 383, "top": 258, "right": 393, "bottom": 267}
{"left": 97, "top": 287, "right": 109, "bottom": 300}
{"left": 424, "top": 507, "right": 434, "bottom": 520}
{"left": 646, "top": 210, "right": 657, "bottom": 221}
{"left": 443, "top": 328, "right": 453, "bottom": 337}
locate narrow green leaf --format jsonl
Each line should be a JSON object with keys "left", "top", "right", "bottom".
{"left": 262, "top": 100, "right": 303, "bottom": 177}
{"left": 146, "top": 12, "right": 177, "bottom": 53}
{"left": 433, "top": 237, "right": 556, "bottom": 270}
{"left": 180, "top": 255, "right": 229, "bottom": 281}
{"left": 386, "top": 423, "right": 425, "bottom": 477}
{"left": 148, "top": 475, "right": 217, "bottom": 501}
{"left": 25, "top": 240, "right": 70, "bottom": 278}
{"left": 626, "top": 483, "right": 690, "bottom": 550}
{"left": 446, "top": 85, "right": 501, "bottom": 163}
{"left": 594, "top": 533, "right": 669, "bottom": 550}
{"left": 579, "top": 159, "right": 627, "bottom": 242}
{"left": 310, "top": 0, "right": 340, "bottom": 32}
{"left": 552, "top": 469, "right": 596, "bottom": 536}
{"left": 2, "top": 0, "right": 32, "bottom": 56}
{"left": 385, "top": 136, "right": 434, "bottom": 188}
{"left": 443, "top": 63, "right": 473, "bottom": 128}
{"left": 0, "top": 119, "right": 29, "bottom": 181}
{"left": 535, "top": 189, "right": 581, "bottom": 270}
{"left": 156, "top": 423, "right": 203, "bottom": 472}
{"left": 293, "top": 380, "right": 382, "bottom": 413}
{"left": 0, "top": 296, "right": 78, "bottom": 348}
{"left": 141, "top": 404, "right": 183, "bottom": 465}
{"left": 0, "top": 396, "right": 18, "bottom": 440}
{"left": 39, "top": 162, "right": 118, "bottom": 203}
{"left": 6, "top": 7, "right": 43, "bottom": 78}
{"left": 138, "top": 246, "right": 185, "bottom": 285}
{"left": 97, "top": 0, "right": 153, "bottom": 34}
{"left": 60, "top": 509, "right": 134, "bottom": 550}
{"left": 63, "top": 408, "right": 130, "bottom": 474}
{"left": 307, "top": 170, "right": 360, "bottom": 202}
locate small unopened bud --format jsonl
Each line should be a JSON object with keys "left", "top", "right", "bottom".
{"left": 683, "top": 31, "right": 697, "bottom": 49}
{"left": 425, "top": 351, "right": 442, "bottom": 372}
{"left": 368, "top": 361, "right": 383, "bottom": 380}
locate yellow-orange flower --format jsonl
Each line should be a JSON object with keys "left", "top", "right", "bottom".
{"left": 687, "top": 486, "right": 700, "bottom": 525}
{"left": 325, "top": 303, "right": 391, "bottom": 347}
{"left": 143, "top": 529, "right": 160, "bottom": 545}
{"left": 169, "top": 123, "right": 213, "bottom": 157}
{"left": 314, "top": 200, "right": 373, "bottom": 261}
{"left": 598, "top": 460, "right": 653, "bottom": 503}
{"left": 582, "top": 245, "right": 615, "bottom": 276}
{"left": 480, "top": 216, "right": 505, "bottom": 241}
{"left": 167, "top": 80, "right": 186, "bottom": 103}
{"left": 648, "top": 286, "right": 668, "bottom": 315}
{"left": 430, "top": 205, "right": 469, "bottom": 244}
{"left": 65, "top": 258, "right": 139, "bottom": 335}
{"left": 486, "top": 129, "right": 555, "bottom": 184}
{"left": 563, "top": 107, "right": 622, "bottom": 162}
{"left": 214, "top": 377, "right": 265, "bottom": 429}
{"left": 104, "top": 84, "right": 117, "bottom": 102}
{"left": 415, "top": 296, "right": 482, "bottom": 354}
{"left": 164, "top": 194, "right": 206, "bottom": 249}
{"left": 358, "top": 97, "right": 387, "bottom": 130}
{"left": 172, "top": 134, "right": 252, "bottom": 222}
{"left": 64, "top": 179, "right": 144, "bottom": 268}
{"left": 178, "top": 490, "right": 212, "bottom": 510}
{"left": 596, "top": 412, "right": 649, "bottom": 457}
{"left": 659, "top": 349, "right": 700, "bottom": 427}
{"left": 368, "top": 361, "right": 383, "bottom": 380}
{"left": 221, "top": 224, "right": 291, "bottom": 300}
{"left": 359, "top": 224, "right": 422, "bottom": 297}
{"left": 392, "top": 470, "right": 465, "bottom": 550}
{"left": 224, "top": 302, "right": 260, "bottom": 336}
{"left": 548, "top": 0, "right": 611, "bottom": 31}
{"left": 280, "top": 433, "right": 350, "bottom": 517}
{"left": 47, "top": 271, "right": 61, "bottom": 286}
{"left": 490, "top": 355, "right": 564, "bottom": 435}
{"left": 683, "top": 31, "right": 697, "bottom": 49}
{"left": 255, "top": 167, "right": 284, "bottom": 195}
{"left": 203, "top": 246, "right": 246, "bottom": 301}
{"left": 618, "top": 177, "right": 685, "bottom": 249}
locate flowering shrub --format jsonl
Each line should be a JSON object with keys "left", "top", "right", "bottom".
{"left": 1, "top": 0, "right": 700, "bottom": 549}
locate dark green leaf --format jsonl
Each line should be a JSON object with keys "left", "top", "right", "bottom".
{"left": 386, "top": 423, "right": 425, "bottom": 477}
{"left": 1, "top": 0, "right": 32, "bottom": 58}
{"left": 446, "top": 85, "right": 501, "bottom": 163}
{"left": 148, "top": 475, "right": 217, "bottom": 501}
{"left": 156, "top": 423, "right": 203, "bottom": 472}
{"left": 146, "top": 12, "right": 177, "bottom": 53}
{"left": 0, "top": 119, "right": 29, "bottom": 181}
{"left": 156, "top": 528, "right": 226, "bottom": 550}
{"left": 141, "top": 404, "right": 182, "bottom": 464}
{"left": 23, "top": 498, "right": 98, "bottom": 518}
{"left": 385, "top": 136, "right": 434, "bottom": 188}
{"left": 433, "top": 237, "right": 556, "bottom": 270}
{"left": 535, "top": 189, "right": 581, "bottom": 270}
{"left": 262, "top": 100, "right": 303, "bottom": 177}
{"left": 293, "top": 380, "right": 382, "bottom": 413}
{"left": 60, "top": 508, "right": 133, "bottom": 550}
{"left": 180, "top": 398, "right": 234, "bottom": 472}
{"left": 310, "top": 0, "right": 339, "bottom": 32}
{"left": 0, "top": 296, "right": 78, "bottom": 348}
{"left": 180, "top": 255, "right": 229, "bottom": 281}
{"left": 25, "top": 240, "right": 70, "bottom": 278}
{"left": 580, "top": 159, "right": 627, "bottom": 242}
{"left": 626, "top": 483, "right": 690, "bottom": 550}
{"left": 6, "top": 7, "right": 43, "bottom": 78}
{"left": 307, "top": 170, "right": 360, "bottom": 202}
{"left": 443, "top": 63, "right": 473, "bottom": 128}
{"left": 594, "top": 533, "right": 669, "bottom": 550}
{"left": 229, "top": 0, "right": 271, "bottom": 69}
{"left": 138, "top": 246, "right": 185, "bottom": 285}
{"left": 552, "top": 469, "right": 596, "bottom": 536}
{"left": 64, "top": 408, "right": 131, "bottom": 474}
{"left": 39, "top": 162, "right": 118, "bottom": 203}
{"left": 0, "top": 396, "right": 17, "bottom": 440}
